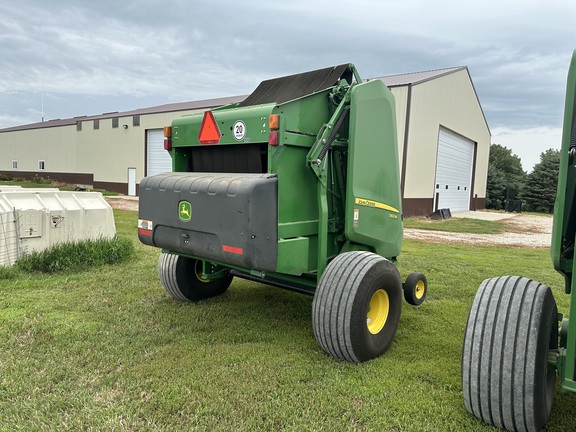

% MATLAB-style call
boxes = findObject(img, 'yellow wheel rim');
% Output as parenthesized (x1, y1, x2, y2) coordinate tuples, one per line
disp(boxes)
(415, 280, 425, 300)
(194, 261, 210, 284)
(367, 289, 389, 334)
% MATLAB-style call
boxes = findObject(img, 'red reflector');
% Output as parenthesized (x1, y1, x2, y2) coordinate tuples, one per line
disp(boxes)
(198, 111, 221, 145)
(164, 138, 172, 151)
(268, 131, 279, 146)
(222, 245, 243, 255)
(138, 228, 152, 237)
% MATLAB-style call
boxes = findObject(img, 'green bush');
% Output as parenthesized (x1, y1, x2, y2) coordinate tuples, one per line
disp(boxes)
(0, 174, 10, 182)
(15, 236, 134, 274)
(32, 175, 53, 184)
(0, 265, 20, 279)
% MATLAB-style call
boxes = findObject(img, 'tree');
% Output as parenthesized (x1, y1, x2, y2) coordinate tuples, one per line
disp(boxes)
(486, 144, 526, 210)
(522, 148, 560, 213)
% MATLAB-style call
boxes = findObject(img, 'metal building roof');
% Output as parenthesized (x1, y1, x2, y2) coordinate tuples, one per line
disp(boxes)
(0, 95, 247, 133)
(374, 66, 466, 87)
(375, 66, 488, 133)
(0, 66, 478, 133)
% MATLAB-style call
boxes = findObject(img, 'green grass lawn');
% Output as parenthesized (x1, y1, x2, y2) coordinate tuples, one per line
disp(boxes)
(403, 216, 508, 234)
(1, 210, 574, 431)
(0, 178, 117, 195)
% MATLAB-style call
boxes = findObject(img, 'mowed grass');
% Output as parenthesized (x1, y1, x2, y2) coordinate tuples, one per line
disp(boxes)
(1, 210, 575, 431)
(0, 178, 117, 195)
(403, 216, 508, 234)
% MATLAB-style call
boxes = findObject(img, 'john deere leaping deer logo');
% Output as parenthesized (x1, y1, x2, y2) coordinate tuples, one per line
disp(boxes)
(178, 201, 192, 221)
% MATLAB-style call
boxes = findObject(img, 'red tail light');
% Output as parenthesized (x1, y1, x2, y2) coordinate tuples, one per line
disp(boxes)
(269, 131, 279, 146)
(164, 138, 172, 151)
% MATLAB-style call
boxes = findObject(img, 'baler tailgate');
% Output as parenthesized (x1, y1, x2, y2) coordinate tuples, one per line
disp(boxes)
(139, 172, 278, 272)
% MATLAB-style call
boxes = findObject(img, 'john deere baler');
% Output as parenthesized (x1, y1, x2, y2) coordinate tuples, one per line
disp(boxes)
(138, 64, 427, 362)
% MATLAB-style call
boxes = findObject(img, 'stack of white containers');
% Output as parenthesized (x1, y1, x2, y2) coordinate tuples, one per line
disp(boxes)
(0, 186, 116, 266)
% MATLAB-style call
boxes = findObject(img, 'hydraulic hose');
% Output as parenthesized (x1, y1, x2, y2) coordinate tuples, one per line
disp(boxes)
(317, 106, 350, 162)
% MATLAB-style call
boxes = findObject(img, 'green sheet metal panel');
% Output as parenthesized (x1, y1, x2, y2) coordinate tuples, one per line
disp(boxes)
(171, 104, 275, 148)
(550, 49, 576, 389)
(276, 237, 310, 275)
(270, 91, 336, 275)
(552, 50, 576, 283)
(345, 79, 403, 259)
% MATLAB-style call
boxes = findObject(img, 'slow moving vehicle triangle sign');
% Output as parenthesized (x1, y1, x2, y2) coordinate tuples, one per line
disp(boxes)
(198, 111, 221, 144)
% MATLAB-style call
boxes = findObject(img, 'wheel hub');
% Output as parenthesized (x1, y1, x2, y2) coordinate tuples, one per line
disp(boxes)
(194, 260, 210, 283)
(415, 280, 425, 299)
(367, 289, 389, 334)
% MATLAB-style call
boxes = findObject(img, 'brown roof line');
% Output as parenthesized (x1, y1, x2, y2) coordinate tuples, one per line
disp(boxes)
(0, 95, 247, 133)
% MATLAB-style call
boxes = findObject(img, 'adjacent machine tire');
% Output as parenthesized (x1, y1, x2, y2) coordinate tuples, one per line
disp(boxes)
(462, 276, 558, 432)
(158, 252, 233, 302)
(312, 251, 402, 363)
(403, 272, 427, 306)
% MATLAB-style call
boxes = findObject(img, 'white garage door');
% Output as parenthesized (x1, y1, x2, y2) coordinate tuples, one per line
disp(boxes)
(147, 129, 172, 176)
(434, 128, 474, 212)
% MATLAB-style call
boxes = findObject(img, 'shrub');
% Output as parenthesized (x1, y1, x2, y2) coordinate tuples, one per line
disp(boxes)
(0, 265, 20, 279)
(15, 236, 135, 274)
(32, 175, 53, 184)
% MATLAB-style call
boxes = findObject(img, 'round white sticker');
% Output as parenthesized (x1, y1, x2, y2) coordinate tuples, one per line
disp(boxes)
(233, 121, 246, 140)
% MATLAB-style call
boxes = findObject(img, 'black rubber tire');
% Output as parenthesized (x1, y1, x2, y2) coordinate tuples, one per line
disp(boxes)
(462, 276, 558, 432)
(312, 251, 402, 363)
(157, 252, 232, 302)
(403, 272, 427, 306)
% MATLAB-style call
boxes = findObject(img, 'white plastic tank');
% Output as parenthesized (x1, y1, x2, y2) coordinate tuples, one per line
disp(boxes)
(0, 187, 116, 266)
(0, 186, 60, 192)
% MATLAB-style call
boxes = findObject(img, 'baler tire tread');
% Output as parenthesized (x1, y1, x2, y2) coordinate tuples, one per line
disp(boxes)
(157, 252, 232, 302)
(312, 251, 402, 363)
(403, 272, 428, 306)
(462, 276, 557, 432)
(158, 253, 188, 301)
(313, 252, 365, 361)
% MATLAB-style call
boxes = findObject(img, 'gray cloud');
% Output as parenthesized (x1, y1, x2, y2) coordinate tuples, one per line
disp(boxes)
(1, 0, 575, 138)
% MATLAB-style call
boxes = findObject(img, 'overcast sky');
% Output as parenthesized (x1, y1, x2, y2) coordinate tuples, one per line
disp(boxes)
(1, 0, 575, 171)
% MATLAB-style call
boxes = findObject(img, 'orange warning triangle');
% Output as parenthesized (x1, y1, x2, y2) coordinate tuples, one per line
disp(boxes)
(198, 111, 221, 144)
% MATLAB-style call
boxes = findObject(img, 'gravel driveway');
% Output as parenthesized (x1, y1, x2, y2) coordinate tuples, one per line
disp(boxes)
(404, 211, 553, 248)
(106, 196, 139, 212)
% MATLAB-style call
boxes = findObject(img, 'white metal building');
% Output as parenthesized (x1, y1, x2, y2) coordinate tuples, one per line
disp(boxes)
(0, 96, 243, 196)
(379, 67, 490, 216)
(0, 66, 490, 217)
